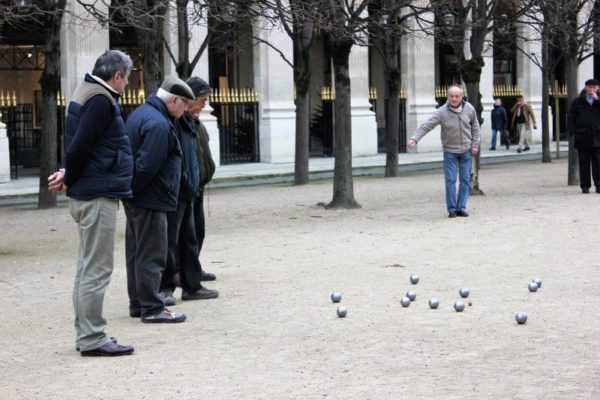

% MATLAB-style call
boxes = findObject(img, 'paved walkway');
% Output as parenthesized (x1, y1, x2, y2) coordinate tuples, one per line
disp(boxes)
(0, 143, 568, 200)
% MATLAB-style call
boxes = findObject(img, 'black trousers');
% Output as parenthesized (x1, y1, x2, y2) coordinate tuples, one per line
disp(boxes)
(161, 199, 203, 294)
(193, 191, 206, 257)
(123, 202, 166, 317)
(577, 147, 600, 189)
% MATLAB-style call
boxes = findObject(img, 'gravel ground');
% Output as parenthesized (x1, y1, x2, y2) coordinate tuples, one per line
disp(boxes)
(0, 158, 599, 400)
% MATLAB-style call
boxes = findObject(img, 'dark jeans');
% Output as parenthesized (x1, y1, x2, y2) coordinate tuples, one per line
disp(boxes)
(123, 201, 167, 317)
(577, 147, 600, 189)
(161, 199, 203, 294)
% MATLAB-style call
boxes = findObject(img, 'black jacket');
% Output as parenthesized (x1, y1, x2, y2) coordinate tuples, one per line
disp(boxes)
(568, 91, 600, 149)
(490, 105, 508, 130)
(195, 119, 216, 189)
(177, 114, 201, 200)
(125, 93, 182, 212)
(63, 73, 133, 200)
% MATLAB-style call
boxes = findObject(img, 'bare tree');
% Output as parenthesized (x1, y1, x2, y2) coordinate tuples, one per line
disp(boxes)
(1, 1, 66, 208)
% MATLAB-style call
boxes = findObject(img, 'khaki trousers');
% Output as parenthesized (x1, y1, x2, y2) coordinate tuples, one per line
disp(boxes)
(69, 197, 118, 352)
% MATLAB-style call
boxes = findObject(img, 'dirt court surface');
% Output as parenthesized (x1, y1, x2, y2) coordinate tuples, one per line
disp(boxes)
(0, 159, 599, 400)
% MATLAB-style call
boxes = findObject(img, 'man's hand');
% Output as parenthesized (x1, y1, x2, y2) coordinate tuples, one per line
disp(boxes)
(48, 168, 67, 192)
(471, 146, 479, 155)
(533, 125, 537, 130)
(407, 139, 417, 149)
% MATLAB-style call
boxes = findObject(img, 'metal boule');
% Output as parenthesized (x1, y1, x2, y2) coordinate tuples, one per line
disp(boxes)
(454, 300, 465, 312)
(459, 288, 470, 298)
(532, 278, 542, 288)
(428, 298, 439, 309)
(336, 306, 347, 318)
(400, 296, 411, 307)
(528, 281, 538, 292)
(515, 312, 527, 324)
(406, 290, 417, 301)
(331, 292, 342, 303)
(410, 274, 420, 284)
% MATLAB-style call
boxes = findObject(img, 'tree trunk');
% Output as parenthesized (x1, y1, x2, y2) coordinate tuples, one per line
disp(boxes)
(37, 2, 65, 209)
(462, 60, 484, 196)
(176, 0, 191, 79)
(326, 39, 360, 209)
(540, 28, 551, 163)
(565, 56, 579, 185)
(135, 2, 167, 94)
(384, 34, 400, 177)
(293, 25, 312, 185)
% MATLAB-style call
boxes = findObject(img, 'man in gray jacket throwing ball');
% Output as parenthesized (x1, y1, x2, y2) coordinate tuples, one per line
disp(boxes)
(407, 86, 480, 218)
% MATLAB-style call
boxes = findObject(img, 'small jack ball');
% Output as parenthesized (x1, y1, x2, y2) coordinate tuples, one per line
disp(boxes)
(454, 300, 465, 312)
(528, 282, 539, 292)
(336, 306, 347, 318)
(410, 274, 420, 284)
(400, 296, 411, 307)
(331, 292, 342, 303)
(459, 288, 470, 298)
(515, 312, 528, 324)
(406, 291, 417, 301)
(532, 278, 542, 288)
(428, 298, 440, 309)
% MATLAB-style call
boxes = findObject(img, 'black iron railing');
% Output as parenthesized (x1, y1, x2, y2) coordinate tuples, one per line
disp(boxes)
(369, 87, 407, 153)
(309, 87, 335, 157)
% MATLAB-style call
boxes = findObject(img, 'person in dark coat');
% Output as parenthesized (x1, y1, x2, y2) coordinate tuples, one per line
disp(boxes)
(48, 50, 135, 356)
(159, 78, 219, 302)
(186, 77, 217, 282)
(123, 76, 194, 323)
(490, 97, 508, 150)
(567, 78, 600, 193)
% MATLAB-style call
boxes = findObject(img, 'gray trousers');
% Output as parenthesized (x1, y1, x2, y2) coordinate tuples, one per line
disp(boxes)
(517, 123, 531, 149)
(69, 197, 118, 352)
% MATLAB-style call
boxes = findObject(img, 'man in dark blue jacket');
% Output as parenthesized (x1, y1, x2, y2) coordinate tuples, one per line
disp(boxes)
(567, 79, 600, 193)
(123, 76, 195, 323)
(490, 98, 508, 150)
(48, 50, 135, 356)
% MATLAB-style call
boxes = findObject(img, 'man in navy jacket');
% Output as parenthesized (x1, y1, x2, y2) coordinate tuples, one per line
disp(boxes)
(48, 50, 135, 356)
(123, 76, 195, 323)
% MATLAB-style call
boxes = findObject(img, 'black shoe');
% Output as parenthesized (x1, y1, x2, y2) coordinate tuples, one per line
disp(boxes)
(130, 309, 141, 318)
(141, 308, 186, 323)
(80, 340, 134, 357)
(448, 212, 457, 218)
(523, 147, 530, 152)
(457, 210, 469, 217)
(596, 187, 600, 194)
(506, 145, 510, 150)
(77, 337, 116, 352)
(200, 271, 217, 281)
(489, 147, 496, 151)
(517, 148, 522, 153)
(182, 286, 219, 300)
(582, 187, 590, 194)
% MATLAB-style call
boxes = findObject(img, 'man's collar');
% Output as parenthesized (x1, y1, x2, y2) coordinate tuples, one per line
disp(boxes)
(89, 74, 120, 96)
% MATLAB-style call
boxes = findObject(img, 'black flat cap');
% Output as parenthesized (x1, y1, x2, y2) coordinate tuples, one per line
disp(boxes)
(160, 75, 195, 100)
(585, 79, 600, 86)
(186, 76, 211, 96)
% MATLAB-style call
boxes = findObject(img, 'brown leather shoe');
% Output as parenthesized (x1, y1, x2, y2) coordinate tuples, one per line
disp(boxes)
(80, 340, 134, 357)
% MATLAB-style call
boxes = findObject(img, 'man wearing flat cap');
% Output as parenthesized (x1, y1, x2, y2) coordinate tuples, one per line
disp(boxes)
(123, 75, 194, 323)
(568, 78, 600, 193)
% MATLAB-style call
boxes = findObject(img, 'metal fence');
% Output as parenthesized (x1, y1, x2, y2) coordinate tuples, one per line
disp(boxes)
(211, 88, 260, 164)
(369, 87, 407, 153)
(309, 86, 335, 157)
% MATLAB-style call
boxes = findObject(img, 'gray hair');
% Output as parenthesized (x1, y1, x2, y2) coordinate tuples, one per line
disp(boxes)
(447, 85, 464, 96)
(92, 50, 134, 81)
(157, 88, 176, 102)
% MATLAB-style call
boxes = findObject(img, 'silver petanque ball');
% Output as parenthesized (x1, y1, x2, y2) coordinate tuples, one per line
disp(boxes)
(454, 300, 465, 312)
(406, 290, 417, 301)
(515, 312, 528, 324)
(400, 296, 411, 307)
(330, 292, 342, 303)
(528, 281, 539, 292)
(336, 306, 348, 318)
(410, 274, 420, 284)
(532, 278, 542, 288)
(428, 298, 440, 309)
(459, 287, 470, 298)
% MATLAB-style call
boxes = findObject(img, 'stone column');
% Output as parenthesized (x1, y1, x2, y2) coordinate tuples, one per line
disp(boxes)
(60, 3, 110, 102)
(254, 21, 295, 163)
(0, 121, 9, 182)
(480, 32, 495, 149)
(189, 11, 221, 167)
(349, 38, 378, 157)
(402, 22, 439, 152)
